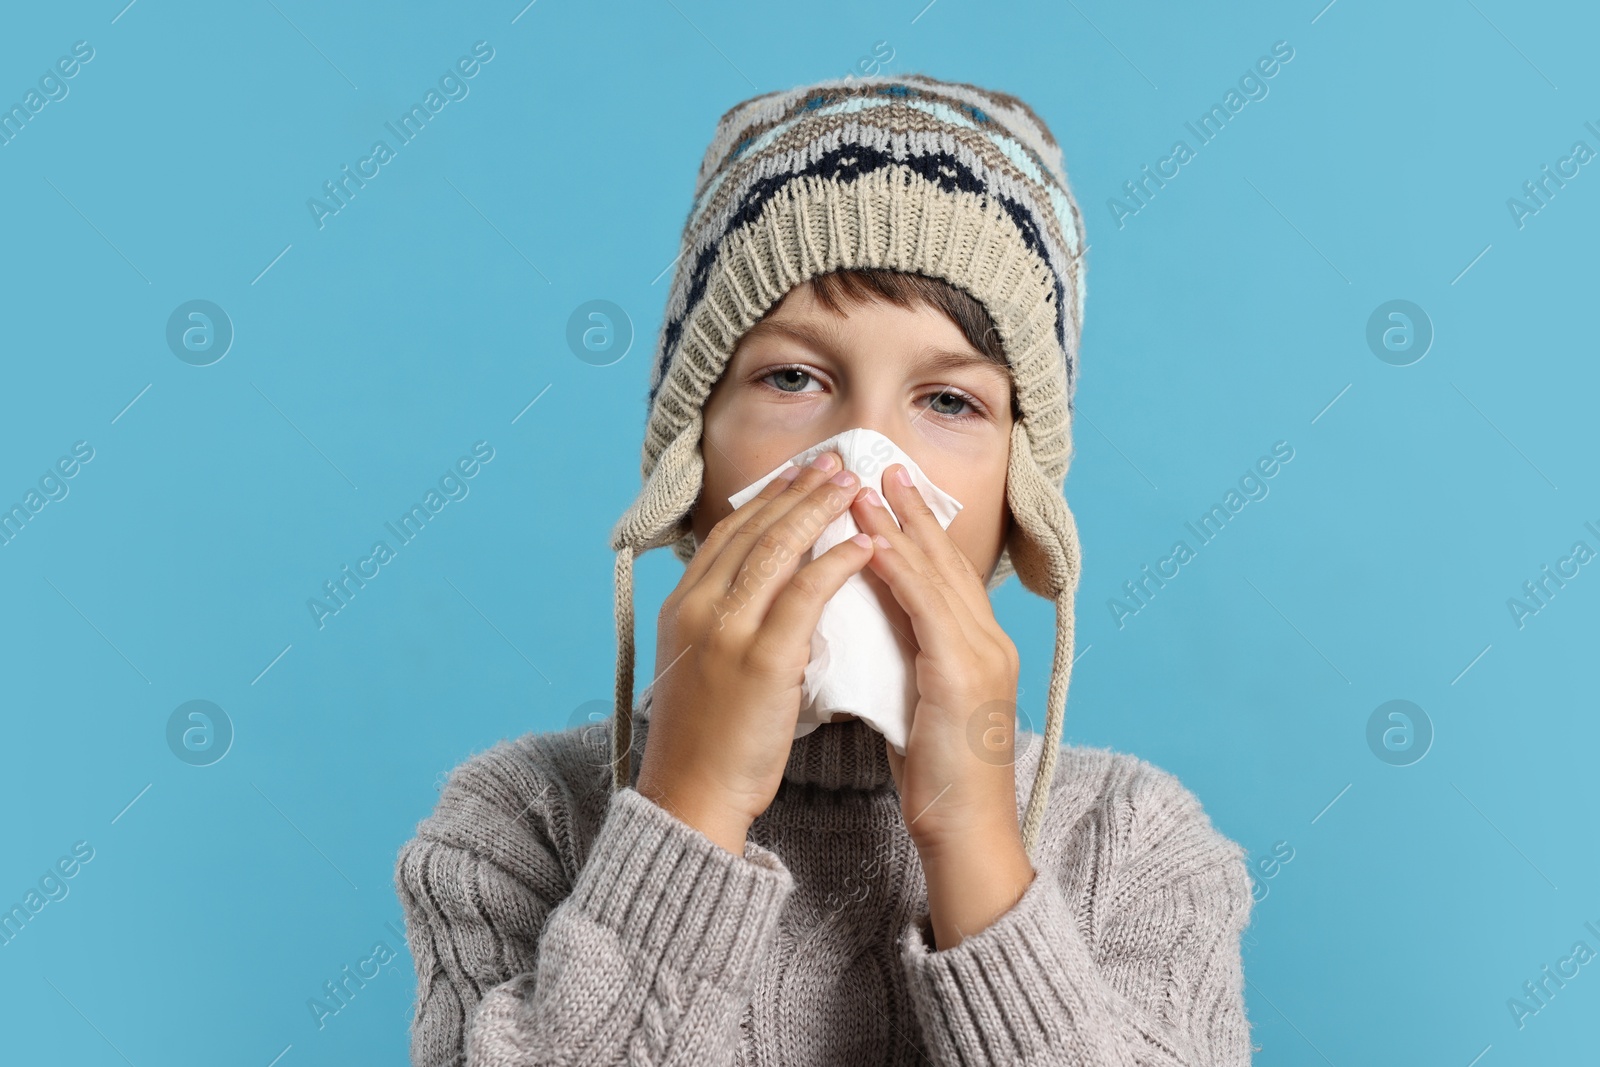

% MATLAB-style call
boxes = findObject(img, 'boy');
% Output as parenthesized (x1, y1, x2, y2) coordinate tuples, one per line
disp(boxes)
(396, 73, 1255, 1065)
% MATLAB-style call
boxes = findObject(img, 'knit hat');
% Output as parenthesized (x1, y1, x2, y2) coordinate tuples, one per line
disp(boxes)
(607, 72, 1088, 861)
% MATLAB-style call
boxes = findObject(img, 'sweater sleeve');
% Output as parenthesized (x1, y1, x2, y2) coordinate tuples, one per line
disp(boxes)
(897, 766, 1255, 1066)
(395, 761, 796, 1067)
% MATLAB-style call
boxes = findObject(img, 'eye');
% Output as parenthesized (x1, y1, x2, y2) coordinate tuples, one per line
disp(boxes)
(919, 387, 987, 422)
(758, 365, 823, 394)
(755, 365, 989, 422)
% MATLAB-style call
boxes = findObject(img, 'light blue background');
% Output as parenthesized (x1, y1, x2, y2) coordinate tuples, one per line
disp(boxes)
(2, 1, 1595, 1064)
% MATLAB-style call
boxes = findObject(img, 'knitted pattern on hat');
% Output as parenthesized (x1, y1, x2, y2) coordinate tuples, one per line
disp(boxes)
(608, 72, 1090, 859)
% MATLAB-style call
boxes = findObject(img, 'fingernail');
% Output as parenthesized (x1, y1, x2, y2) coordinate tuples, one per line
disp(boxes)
(873, 534, 892, 549)
(861, 486, 884, 507)
(810, 451, 840, 473)
(892, 466, 912, 488)
(850, 533, 872, 548)
(778, 465, 802, 482)
(830, 468, 857, 487)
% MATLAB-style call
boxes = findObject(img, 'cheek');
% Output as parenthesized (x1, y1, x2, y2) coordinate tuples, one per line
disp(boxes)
(928, 452, 1009, 548)
(951, 478, 1008, 536)
(926, 439, 1007, 511)
(695, 415, 808, 533)
(694, 454, 742, 538)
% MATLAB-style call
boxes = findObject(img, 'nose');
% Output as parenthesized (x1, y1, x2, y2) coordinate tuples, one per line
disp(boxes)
(827, 398, 916, 457)
(807, 411, 929, 487)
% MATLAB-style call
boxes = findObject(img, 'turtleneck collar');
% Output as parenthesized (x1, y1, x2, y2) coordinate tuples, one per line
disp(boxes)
(633, 681, 894, 791)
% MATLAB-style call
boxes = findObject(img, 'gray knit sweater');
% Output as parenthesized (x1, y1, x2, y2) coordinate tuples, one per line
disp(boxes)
(394, 684, 1256, 1065)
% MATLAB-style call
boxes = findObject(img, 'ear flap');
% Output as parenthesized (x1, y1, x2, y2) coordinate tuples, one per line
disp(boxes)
(609, 417, 707, 791)
(996, 418, 1086, 859)
(1001, 418, 1081, 601)
(610, 415, 706, 556)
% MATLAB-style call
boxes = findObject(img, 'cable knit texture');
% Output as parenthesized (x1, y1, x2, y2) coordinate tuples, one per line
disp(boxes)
(396, 72, 1256, 1066)
(394, 686, 1256, 1065)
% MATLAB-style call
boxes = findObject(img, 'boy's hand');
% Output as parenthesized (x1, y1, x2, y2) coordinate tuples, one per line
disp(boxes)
(850, 460, 1036, 949)
(637, 449, 875, 853)
(848, 462, 1025, 856)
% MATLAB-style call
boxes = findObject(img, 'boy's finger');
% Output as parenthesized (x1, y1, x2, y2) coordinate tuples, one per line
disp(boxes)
(869, 469, 992, 624)
(694, 453, 844, 595)
(855, 518, 979, 663)
(851, 489, 986, 648)
(750, 531, 875, 667)
(678, 461, 802, 589)
(882, 464, 986, 587)
(704, 469, 851, 603)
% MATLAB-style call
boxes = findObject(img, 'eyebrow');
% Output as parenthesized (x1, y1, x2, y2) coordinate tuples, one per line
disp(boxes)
(738, 317, 841, 355)
(739, 317, 1010, 378)
(916, 346, 1011, 379)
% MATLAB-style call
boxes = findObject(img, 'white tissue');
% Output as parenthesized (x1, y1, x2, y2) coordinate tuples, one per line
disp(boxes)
(725, 427, 963, 755)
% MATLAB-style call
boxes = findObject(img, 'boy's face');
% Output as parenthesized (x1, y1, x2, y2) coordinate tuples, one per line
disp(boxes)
(691, 280, 1015, 585)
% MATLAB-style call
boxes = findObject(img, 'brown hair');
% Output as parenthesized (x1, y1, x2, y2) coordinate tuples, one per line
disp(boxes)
(807, 268, 1022, 420)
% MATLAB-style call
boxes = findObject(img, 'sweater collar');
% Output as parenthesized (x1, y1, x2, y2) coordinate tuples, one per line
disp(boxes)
(635, 682, 894, 791)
